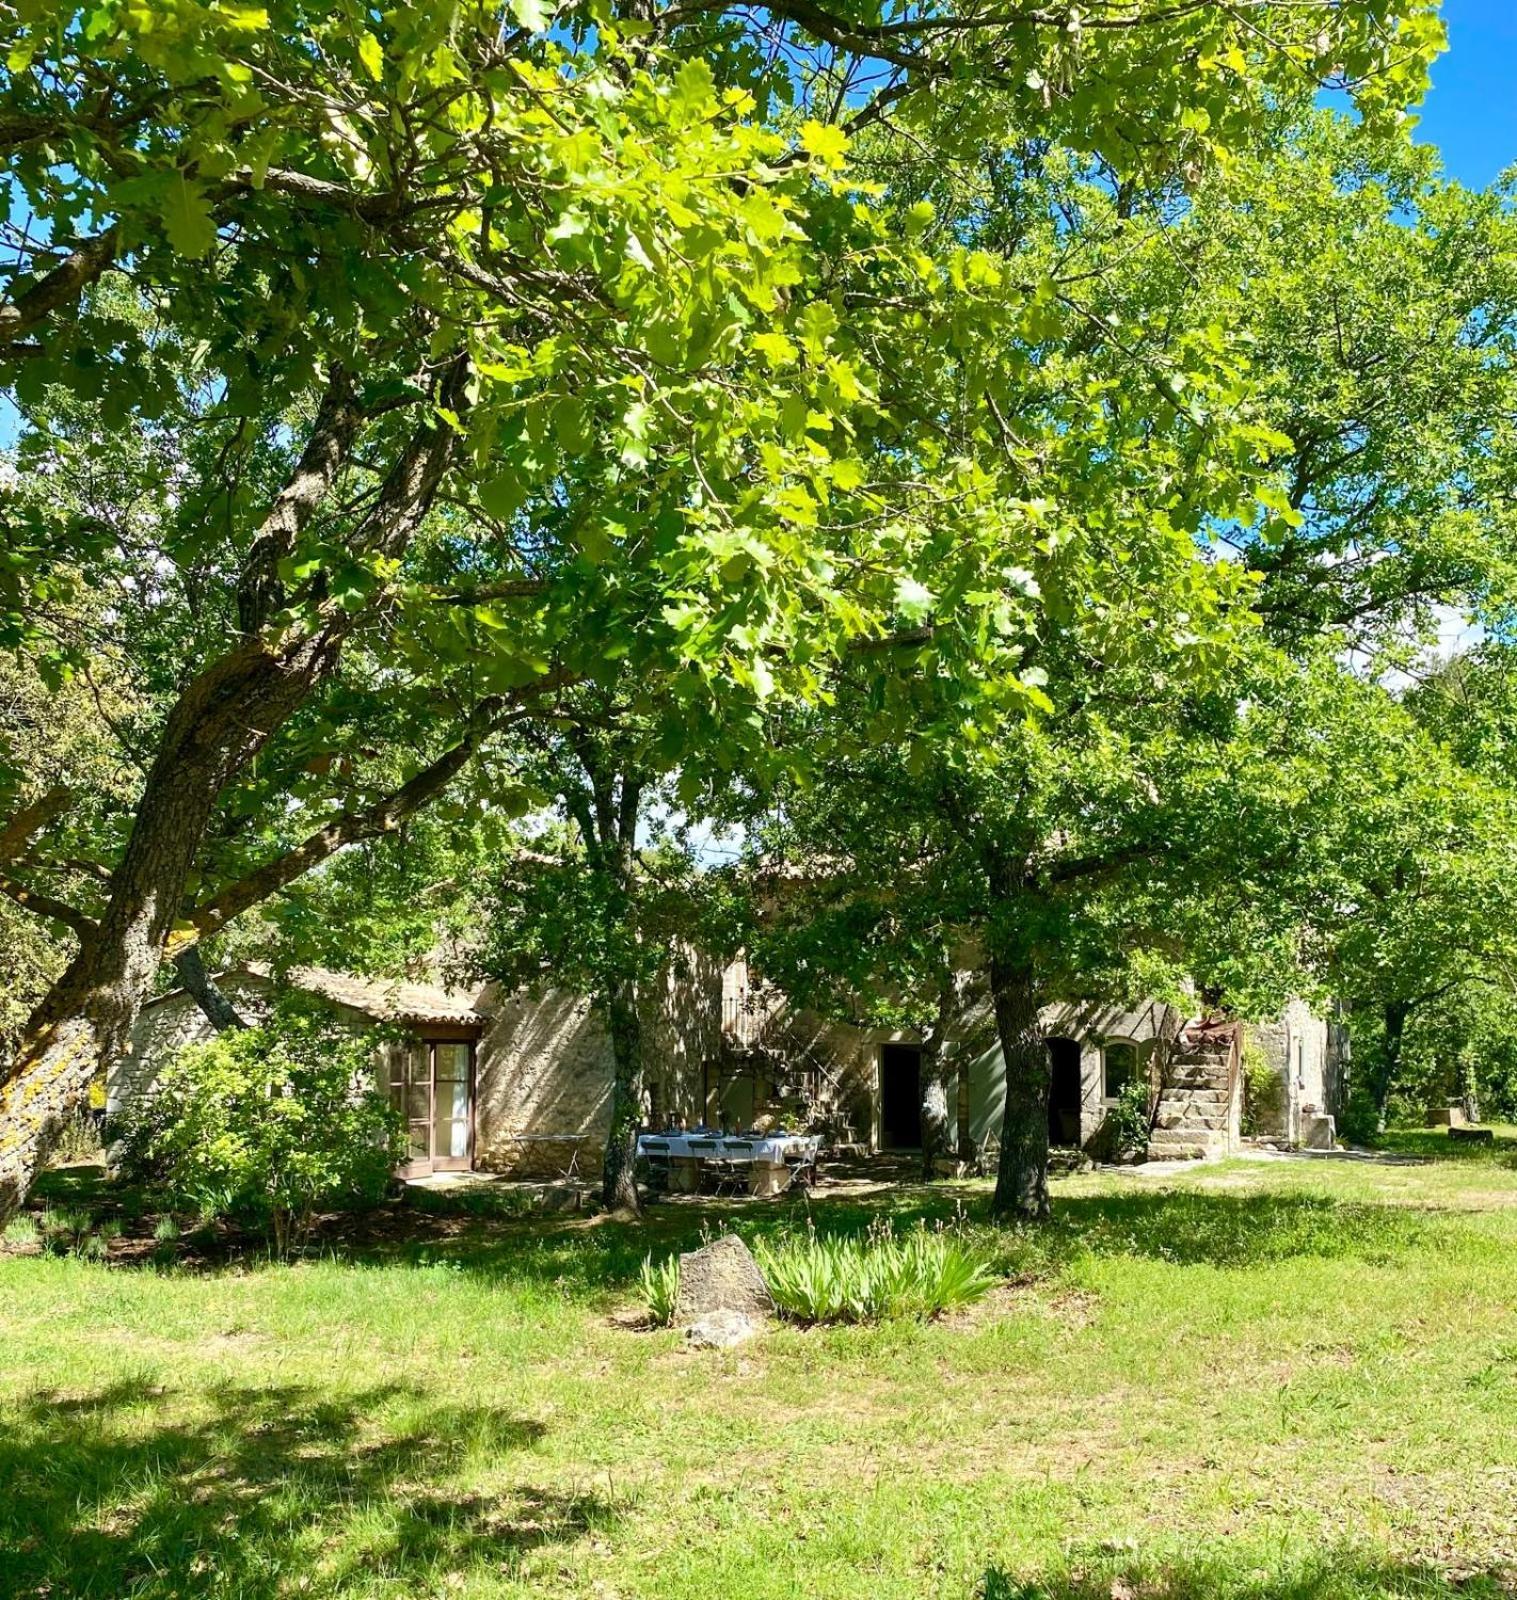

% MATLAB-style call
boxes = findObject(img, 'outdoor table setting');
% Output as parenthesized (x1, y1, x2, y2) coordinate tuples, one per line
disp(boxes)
(635, 1128, 822, 1195)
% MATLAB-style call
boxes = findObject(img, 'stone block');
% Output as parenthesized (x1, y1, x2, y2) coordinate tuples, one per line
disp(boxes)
(1300, 1112, 1335, 1150)
(674, 1232, 774, 1322)
(684, 1309, 758, 1349)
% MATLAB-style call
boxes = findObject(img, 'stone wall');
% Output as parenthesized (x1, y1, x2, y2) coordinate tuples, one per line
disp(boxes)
(473, 986, 612, 1179)
(473, 952, 723, 1180)
(111, 976, 279, 1111)
(1244, 998, 1329, 1143)
(965, 999, 1180, 1152)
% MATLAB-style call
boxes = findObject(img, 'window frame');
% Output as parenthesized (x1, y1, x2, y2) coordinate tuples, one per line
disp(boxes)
(1101, 1038, 1144, 1104)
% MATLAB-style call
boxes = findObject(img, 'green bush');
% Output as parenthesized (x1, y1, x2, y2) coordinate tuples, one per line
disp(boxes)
(638, 1253, 681, 1327)
(118, 1002, 405, 1256)
(2, 1214, 40, 1250)
(1240, 1042, 1285, 1138)
(1106, 1078, 1153, 1161)
(754, 1220, 996, 1324)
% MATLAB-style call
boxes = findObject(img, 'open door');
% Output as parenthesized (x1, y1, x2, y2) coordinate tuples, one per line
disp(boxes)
(879, 1043, 924, 1149)
(390, 1039, 476, 1178)
(1047, 1036, 1082, 1148)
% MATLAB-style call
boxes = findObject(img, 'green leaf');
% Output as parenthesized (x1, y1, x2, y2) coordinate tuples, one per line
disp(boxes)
(357, 31, 384, 81)
(799, 120, 848, 169)
(162, 175, 218, 259)
(894, 577, 934, 622)
(478, 474, 526, 521)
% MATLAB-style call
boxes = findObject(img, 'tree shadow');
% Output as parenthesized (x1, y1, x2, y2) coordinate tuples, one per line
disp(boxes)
(1370, 1126, 1517, 1167)
(0, 1379, 610, 1599)
(23, 1161, 1447, 1297)
(982, 1546, 1515, 1597)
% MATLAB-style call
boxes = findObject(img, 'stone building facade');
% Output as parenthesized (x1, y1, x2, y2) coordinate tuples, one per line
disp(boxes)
(118, 962, 1337, 1180)
(118, 964, 719, 1182)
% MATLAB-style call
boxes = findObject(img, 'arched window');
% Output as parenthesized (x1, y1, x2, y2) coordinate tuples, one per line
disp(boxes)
(1103, 1040, 1142, 1100)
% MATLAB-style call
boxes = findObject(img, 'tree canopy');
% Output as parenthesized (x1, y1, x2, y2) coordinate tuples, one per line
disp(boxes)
(0, 0, 1479, 1214)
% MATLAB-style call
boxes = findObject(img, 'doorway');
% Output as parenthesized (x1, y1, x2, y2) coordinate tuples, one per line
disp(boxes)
(879, 1044, 923, 1149)
(1047, 1037, 1082, 1148)
(389, 1038, 476, 1178)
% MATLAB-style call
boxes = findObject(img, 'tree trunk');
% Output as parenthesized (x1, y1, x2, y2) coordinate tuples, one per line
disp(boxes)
(0, 374, 464, 1216)
(601, 982, 644, 1214)
(988, 951, 1050, 1222)
(918, 975, 956, 1180)
(920, 1067, 951, 1180)
(1373, 999, 1409, 1136)
(0, 635, 339, 1214)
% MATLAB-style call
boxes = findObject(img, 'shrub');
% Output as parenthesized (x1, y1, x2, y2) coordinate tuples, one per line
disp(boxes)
(1241, 1041, 1285, 1138)
(2, 1214, 40, 1250)
(120, 1001, 405, 1256)
(638, 1253, 681, 1327)
(1106, 1078, 1153, 1161)
(754, 1220, 996, 1324)
(49, 1107, 104, 1166)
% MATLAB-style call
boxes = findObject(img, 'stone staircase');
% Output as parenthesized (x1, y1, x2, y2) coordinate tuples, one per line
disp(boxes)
(1146, 1022, 1240, 1162)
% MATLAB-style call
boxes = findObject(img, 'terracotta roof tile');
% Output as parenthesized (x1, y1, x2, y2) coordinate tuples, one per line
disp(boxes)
(284, 966, 486, 1027)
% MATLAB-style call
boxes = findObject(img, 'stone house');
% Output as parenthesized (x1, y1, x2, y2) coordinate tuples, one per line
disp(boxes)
(117, 958, 1341, 1179)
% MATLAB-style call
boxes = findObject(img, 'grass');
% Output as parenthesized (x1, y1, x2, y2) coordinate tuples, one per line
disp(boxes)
(7, 1146, 1517, 1597)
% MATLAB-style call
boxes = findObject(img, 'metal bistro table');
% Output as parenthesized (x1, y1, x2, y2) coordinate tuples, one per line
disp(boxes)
(635, 1131, 821, 1196)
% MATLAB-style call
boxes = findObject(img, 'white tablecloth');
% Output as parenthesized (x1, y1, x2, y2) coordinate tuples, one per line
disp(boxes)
(636, 1133, 820, 1164)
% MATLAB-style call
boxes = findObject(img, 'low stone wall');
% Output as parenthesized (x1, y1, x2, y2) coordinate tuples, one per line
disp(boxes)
(477, 1134, 603, 1180)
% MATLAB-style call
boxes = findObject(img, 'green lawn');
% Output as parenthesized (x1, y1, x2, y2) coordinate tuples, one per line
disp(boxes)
(8, 1139, 1517, 1599)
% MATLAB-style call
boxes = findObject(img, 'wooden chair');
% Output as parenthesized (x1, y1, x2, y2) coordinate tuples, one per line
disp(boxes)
(783, 1144, 819, 1190)
(639, 1136, 672, 1193)
(685, 1137, 723, 1194)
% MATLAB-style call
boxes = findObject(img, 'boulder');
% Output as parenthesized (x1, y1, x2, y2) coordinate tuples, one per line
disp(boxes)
(674, 1232, 774, 1323)
(684, 1309, 759, 1349)
(538, 1183, 586, 1213)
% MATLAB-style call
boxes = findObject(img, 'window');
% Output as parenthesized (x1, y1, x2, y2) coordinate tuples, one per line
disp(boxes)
(1103, 1040, 1141, 1100)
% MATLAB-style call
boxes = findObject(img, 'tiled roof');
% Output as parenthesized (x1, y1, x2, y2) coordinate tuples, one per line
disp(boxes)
(148, 963, 487, 1028)
(283, 966, 486, 1027)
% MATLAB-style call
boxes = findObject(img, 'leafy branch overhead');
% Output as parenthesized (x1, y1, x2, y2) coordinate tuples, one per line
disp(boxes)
(0, 0, 1467, 1214)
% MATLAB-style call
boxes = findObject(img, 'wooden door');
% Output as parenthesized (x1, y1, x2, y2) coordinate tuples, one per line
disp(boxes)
(389, 1040, 476, 1177)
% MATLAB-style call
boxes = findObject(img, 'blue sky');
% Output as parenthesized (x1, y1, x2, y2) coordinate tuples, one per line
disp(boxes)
(1415, 0, 1517, 186)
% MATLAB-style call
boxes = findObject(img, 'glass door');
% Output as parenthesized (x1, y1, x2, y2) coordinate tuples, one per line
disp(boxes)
(431, 1042, 474, 1171)
(388, 1040, 475, 1176)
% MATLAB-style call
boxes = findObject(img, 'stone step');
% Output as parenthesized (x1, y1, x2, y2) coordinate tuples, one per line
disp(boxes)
(1147, 1130, 1228, 1156)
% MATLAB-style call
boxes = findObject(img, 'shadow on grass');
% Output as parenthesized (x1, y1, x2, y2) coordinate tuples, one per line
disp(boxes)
(982, 1547, 1515, 1598)
(26, 1164, 1445, 1299)
(0, 1379, 612, 1599)
(1370, 1125, 1517, 1165)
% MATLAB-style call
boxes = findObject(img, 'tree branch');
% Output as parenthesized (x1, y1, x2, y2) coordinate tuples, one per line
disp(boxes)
(0, 869, 97, 938)
(172, 945, 248, 1031)
(236, 367, 365, 633)
(0, 786, 72, 864)
(0, 227, 119, 351)
(174, 680, 568, 950)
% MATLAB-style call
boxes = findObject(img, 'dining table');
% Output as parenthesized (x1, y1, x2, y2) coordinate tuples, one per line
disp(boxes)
(635, 1130, 821, 1195)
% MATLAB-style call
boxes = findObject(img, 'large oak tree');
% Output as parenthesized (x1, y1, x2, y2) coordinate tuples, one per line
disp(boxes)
(0, 0, 1445, 1208)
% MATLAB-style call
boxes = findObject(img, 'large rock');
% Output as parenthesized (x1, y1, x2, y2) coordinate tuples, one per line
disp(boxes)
(674, 1232, 773, 1323)
(684, 1309, 759, 1349)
